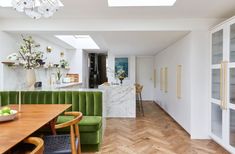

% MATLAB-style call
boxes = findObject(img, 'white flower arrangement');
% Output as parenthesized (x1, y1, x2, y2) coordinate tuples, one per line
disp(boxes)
(7, 36, 45, 69)
(116, 67, 126, 79)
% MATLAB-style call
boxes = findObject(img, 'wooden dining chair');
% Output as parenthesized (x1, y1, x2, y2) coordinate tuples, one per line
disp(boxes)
(43, 112, 83, 154)
(10, 137, 44, 154)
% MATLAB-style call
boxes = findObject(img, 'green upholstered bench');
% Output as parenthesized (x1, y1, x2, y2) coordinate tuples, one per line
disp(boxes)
(0, 91, 103, 152)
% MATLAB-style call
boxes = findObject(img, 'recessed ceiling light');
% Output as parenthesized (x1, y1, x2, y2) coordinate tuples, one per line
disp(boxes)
(108, 0, 176, 7)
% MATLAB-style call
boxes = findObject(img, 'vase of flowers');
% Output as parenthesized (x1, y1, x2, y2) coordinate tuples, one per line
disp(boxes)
(116, 68, 126, 85)
(56, 68, 63, 84)
(26, 69, 36, 89)
(59, 59, 69, 69)
(7, 35, 45, 89)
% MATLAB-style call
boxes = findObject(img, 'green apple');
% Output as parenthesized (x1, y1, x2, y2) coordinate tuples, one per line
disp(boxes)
(2, 107, 11, 114)
(3, 113, 10, 116)
(10, 110, 15, 114)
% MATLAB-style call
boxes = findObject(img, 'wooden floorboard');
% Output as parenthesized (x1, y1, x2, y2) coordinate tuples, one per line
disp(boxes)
(83, 101, 229, 154)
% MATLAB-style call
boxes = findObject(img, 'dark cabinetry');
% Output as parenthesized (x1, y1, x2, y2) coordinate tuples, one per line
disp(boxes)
(89, 53, 107, 88)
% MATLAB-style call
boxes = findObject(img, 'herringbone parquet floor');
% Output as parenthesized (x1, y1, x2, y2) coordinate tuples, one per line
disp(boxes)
(84, 101, 229, 154)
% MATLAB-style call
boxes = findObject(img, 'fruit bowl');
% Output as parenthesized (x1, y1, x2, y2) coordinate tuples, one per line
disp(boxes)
(0, 110, 18, 122)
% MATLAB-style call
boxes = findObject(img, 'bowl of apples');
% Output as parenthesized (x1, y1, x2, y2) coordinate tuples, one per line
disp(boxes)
(0, 107, 18, 122)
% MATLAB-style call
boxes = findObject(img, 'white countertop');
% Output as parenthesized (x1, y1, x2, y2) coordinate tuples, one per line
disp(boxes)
(54, 82, 82, 89)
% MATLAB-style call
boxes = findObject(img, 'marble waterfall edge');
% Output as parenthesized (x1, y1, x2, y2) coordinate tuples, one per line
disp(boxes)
(99, 85, 136, 118)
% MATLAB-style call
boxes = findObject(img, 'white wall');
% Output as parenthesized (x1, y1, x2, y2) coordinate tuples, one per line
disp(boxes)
(107, 52, 136, 85)
(0, 33, 84, 89)
(154, 31, 210, 139)
(190, 31, 210, 139)
(154, 33, 192, 133)
(67, 49, 84, 83)
(82, 51, 89, 88)
(0, 32, 18, 89)
(136, 57, 154, 100)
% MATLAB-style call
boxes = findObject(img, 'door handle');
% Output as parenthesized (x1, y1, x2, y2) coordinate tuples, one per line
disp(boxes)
(223, 61, 228, 110)
(220, 62, 224, 109)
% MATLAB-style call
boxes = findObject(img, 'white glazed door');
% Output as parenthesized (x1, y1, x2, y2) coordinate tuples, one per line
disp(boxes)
(227, 20, 235, 153)
(210, 17, 235, 153)
(210, 25, 227, 146)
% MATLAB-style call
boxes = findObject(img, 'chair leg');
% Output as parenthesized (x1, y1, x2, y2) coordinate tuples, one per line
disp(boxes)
(140, 93, 144, 116)
(136, 94, 141, 112)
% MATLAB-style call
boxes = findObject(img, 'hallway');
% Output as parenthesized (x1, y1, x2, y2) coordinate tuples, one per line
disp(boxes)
(86, 102, 228, 154)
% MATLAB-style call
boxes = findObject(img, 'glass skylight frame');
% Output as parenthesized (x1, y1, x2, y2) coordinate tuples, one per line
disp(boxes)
(55, 35, 100, 50)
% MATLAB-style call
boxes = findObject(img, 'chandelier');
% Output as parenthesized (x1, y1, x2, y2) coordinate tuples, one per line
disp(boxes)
(11, 0, 63, 19)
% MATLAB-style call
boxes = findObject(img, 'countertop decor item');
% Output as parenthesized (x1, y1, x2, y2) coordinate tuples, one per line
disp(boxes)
(8, 35, 45, 70)
(11, 0, 64, 19)
(56, 68, 63, 84)
(7, 35, 45, 89)
(60, 59, 69, 68)
(0, 106, 18, 122)
(116, 68, 126, 85)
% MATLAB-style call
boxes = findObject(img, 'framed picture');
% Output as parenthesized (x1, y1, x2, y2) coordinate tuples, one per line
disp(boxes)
(115, 57, 129, 78)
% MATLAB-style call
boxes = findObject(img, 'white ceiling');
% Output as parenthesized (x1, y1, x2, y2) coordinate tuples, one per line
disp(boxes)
(0, 0, 235, 19)
(29, 31, 189, 56)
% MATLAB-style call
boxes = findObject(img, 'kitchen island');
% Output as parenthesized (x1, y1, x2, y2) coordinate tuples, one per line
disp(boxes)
(99, 84, 136, 118)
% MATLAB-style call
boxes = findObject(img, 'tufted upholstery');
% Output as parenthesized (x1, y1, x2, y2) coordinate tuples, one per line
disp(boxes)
(0, 91, 102, 116)
(0, 91, 103, 152)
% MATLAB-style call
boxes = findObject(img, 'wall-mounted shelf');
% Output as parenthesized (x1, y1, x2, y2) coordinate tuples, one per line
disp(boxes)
(1, 61, 70, 70)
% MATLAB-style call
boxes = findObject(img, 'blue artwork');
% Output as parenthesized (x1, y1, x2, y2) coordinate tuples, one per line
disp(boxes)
(115, 57, 129, 78)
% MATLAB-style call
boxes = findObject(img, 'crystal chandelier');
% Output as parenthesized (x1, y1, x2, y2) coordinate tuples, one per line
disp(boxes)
(11, 0, 63, 19)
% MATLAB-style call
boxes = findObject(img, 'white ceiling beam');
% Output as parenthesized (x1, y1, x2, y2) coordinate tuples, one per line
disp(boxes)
(0, 18, 223, 32)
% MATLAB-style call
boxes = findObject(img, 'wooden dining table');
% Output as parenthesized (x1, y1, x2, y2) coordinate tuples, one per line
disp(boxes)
(0, 104, 71, 154)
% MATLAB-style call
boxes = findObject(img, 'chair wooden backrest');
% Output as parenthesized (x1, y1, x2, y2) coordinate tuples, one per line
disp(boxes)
(55, 112, 83, 154)
(23, 137, 44, 154)
(135, 84, 143, 94)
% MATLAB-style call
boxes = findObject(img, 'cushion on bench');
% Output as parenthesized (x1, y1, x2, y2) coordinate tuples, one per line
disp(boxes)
(57, 116, 102, 132)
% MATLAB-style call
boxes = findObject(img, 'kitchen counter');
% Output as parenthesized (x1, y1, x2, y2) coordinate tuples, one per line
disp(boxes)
(99, 84, 136, 118)
(54, 82, 82, 89)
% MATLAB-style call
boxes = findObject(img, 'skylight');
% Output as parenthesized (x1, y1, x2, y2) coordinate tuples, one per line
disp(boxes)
(108, 0, 176, 7)
(55, 35, 100, 50)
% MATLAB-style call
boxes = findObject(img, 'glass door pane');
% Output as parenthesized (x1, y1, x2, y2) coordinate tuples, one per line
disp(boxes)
(230, 109, 235, 147)
(211, 103, 223, 138)
(212, 69, 221, 100)
(212, 30, 223, 65)
(230, 68, 235, 104)
(230, 24, 235, 62)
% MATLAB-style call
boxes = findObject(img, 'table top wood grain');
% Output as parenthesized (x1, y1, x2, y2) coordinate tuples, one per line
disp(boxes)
(0, 104, 71, 154)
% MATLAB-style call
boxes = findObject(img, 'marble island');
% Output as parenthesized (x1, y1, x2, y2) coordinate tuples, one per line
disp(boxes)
(99, 84, 136, 118)
(54, 82, 82, 89)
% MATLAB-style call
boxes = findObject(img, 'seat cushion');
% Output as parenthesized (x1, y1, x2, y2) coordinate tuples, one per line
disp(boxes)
(44, 134, 78, 154)
(57, 116, 102, 132)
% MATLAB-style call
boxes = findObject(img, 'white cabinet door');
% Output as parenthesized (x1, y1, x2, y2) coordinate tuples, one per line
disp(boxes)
(228, 22, 235, 152)
(210, 17, 235, 154)
(210, 26, 227, 144)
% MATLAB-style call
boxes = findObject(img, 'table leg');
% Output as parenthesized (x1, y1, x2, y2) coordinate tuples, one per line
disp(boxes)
(49, 117, 58, 135)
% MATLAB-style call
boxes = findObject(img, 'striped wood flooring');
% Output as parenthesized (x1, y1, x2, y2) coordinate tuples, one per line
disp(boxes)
(84, 101, 229, 154)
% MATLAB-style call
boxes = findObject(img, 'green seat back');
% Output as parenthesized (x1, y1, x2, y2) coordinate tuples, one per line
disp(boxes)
(0, 91, 102, 116)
